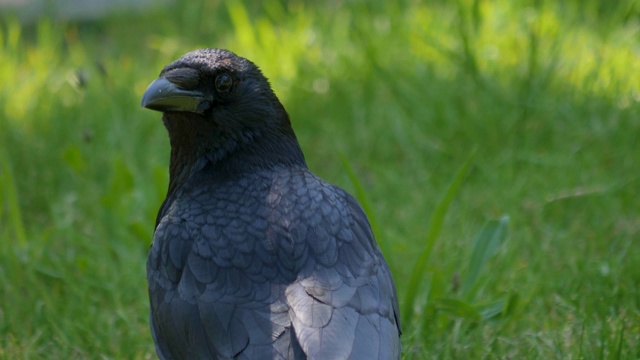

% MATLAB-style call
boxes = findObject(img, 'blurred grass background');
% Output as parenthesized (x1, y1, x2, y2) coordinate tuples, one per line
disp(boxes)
(1, 0, 639, 358)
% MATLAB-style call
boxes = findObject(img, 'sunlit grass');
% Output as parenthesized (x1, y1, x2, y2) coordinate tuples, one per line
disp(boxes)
(0, 0, 638, 358)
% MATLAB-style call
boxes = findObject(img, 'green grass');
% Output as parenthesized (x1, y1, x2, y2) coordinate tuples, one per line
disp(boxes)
(1, 0, 639, 358)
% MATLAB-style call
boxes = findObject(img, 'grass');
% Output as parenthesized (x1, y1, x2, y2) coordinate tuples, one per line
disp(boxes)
(1, 0, 639, 358)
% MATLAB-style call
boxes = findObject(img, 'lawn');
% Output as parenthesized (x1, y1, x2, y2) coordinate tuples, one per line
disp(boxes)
(1, 0, 639, 358)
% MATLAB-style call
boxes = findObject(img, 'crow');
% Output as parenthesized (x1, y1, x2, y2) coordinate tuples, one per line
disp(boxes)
(141, 48, 401, 359)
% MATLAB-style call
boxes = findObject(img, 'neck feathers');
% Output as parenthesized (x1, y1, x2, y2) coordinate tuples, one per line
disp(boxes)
(162, 113, 306, 200)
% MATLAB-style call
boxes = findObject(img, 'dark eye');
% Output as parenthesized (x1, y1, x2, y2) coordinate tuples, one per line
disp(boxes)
(214, 73, 233, 93)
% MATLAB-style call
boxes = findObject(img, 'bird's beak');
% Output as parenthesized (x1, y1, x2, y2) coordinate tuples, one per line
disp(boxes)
(141, 77, 211, 114)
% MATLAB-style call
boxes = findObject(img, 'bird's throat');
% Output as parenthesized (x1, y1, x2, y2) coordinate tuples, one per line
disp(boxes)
(163, 113, 227, 198)
(162, 113, 307, 199)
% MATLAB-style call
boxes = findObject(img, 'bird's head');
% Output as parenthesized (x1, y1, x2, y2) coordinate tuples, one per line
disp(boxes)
(141, 49, 304, 173)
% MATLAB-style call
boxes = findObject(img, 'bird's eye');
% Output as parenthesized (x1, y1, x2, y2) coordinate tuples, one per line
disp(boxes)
(214, 73, 233, 93)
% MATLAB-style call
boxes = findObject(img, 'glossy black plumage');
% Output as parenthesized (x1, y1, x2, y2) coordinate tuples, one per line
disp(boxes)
(142, 48, 401, 359)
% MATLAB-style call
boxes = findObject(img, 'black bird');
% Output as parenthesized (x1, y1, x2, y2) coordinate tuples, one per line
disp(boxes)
(141, 48, 401, 359)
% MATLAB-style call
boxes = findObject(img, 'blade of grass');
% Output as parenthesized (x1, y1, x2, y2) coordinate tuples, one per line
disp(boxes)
(0, 150, 27, 246)
(474, 291, 519, 321)
(577, 318, 586, 360)
(432, 297, 482, 321)
(614, 319, 625, 360)
(402, 152, 474, 326)
(461, 215, 509, 297)
(226, 1, 258, 55)
(339, 154, 394, 272)
(474, 299, 505, 321)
